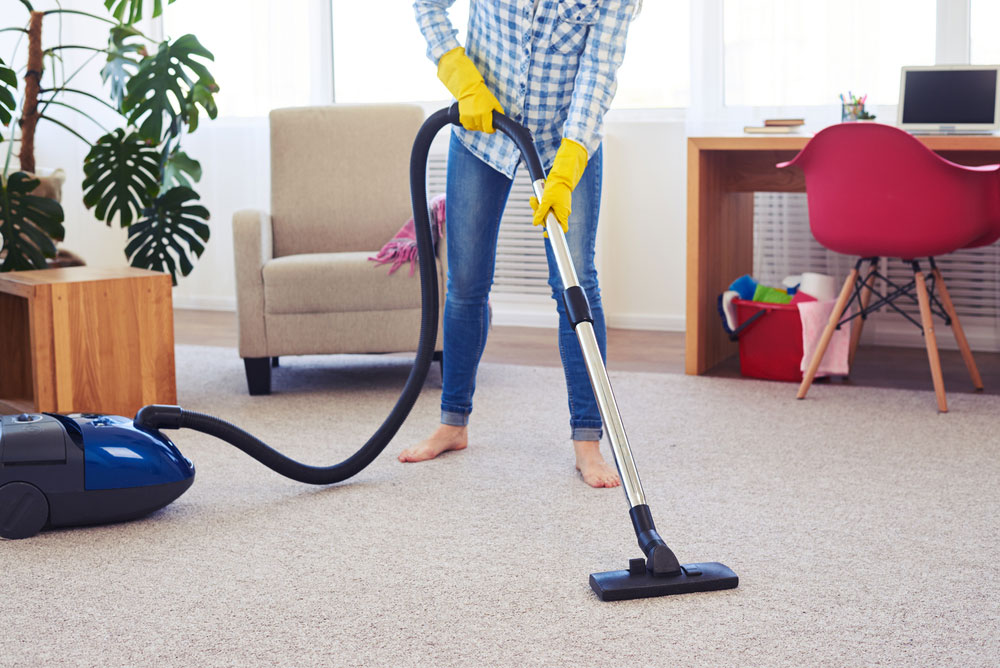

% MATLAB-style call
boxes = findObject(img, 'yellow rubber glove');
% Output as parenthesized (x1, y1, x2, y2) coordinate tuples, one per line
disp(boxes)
(529, 138, 589, 235)
(437, 47, 504, 133)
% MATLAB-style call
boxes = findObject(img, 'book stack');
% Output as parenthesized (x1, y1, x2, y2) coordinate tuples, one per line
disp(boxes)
(743, 118, 805, 134)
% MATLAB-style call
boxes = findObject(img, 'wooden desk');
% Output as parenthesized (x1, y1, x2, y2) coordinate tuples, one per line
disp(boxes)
(0, 266, 176, 416)
(686, 134, 1000, 375)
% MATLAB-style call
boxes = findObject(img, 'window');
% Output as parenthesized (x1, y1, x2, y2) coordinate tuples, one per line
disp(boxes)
(970, 0, 1000, 64)
(613, 0, 689, 109)
(331, 1, 468, 103)
(723, 0, 935, 106)
(164, 0, 332, 117)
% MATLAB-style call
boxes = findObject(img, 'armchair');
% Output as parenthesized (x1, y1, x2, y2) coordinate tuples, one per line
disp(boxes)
(233, 104, 445, 394)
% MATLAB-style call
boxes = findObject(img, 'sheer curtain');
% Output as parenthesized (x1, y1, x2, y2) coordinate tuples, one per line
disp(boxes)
(161, 0, 333, 308)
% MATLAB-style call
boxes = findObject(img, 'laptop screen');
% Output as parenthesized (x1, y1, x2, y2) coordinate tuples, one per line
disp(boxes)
(899, 66, 1000, 131)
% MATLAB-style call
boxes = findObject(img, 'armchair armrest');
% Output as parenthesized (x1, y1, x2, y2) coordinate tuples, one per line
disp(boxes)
(232, 209, 274, 357)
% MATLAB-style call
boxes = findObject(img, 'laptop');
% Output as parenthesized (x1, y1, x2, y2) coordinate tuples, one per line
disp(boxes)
(897, 65, 1000, 134)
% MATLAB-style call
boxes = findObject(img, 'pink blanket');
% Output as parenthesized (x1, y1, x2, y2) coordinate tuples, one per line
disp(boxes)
(369, 194, 446, 276)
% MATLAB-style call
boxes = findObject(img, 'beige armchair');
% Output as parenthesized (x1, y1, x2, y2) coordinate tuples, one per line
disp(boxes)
(232, 104, 446, 394)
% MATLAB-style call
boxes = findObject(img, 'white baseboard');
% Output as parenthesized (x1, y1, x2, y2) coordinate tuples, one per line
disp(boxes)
(173, 295, 236, 311)
(491, 294, 686, 332)
(170, 292, 689, 334)
(605, 313, 685, 331)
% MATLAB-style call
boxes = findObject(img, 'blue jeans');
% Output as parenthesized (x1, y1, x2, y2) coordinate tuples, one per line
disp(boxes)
(441, 135, 607, 441)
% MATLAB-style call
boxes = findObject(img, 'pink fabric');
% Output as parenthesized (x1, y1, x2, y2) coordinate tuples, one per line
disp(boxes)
(369, 193, 446, 276)
(797, 299, 851, 377)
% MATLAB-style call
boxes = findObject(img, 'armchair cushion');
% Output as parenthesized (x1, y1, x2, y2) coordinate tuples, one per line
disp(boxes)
(263, 252, 423, 315)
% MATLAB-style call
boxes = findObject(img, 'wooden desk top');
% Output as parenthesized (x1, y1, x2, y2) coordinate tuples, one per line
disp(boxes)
(0, 266, 168, 298)
(689, 134, 1000, 151)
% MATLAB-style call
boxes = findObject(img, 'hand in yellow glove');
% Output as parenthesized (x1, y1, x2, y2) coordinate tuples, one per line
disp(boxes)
(437, 47, 504, 133)
(529, 137, 589, 235)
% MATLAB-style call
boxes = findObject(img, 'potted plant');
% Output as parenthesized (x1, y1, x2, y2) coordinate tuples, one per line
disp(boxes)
(1, 0, 218, 283)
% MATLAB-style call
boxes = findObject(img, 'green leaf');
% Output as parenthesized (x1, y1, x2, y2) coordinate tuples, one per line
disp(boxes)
(122, 34, 217, 142)
(0, 56, 16, 128)
(125, 185, 210, 285)
(0, 172, 66, 272)
(104, 0, 176, 24)
(162, 150, 202, 189)
(82, 128, 161, 227)
(182, 79, 218, 133)
(101, 25, 146, 111)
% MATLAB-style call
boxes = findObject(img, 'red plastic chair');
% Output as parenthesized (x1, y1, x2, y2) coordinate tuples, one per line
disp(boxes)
(777, 122, 1000, 411)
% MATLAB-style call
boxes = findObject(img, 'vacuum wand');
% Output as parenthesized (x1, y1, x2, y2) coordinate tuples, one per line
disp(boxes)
(483, 107, 738, 600)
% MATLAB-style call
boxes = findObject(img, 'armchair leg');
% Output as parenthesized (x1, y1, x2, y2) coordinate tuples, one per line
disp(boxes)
(848, 258, 878, 372)
(913, 265, 947, 413)
(433, 350, 444, 377)
(932, 267, 983, 391)
(798, 267, 858, 400)
(244, 357, 272, 395)
(271, 357, 280, 368)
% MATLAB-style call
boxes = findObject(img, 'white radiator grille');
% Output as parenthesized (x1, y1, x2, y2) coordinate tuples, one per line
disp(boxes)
(426, 152, 551, 295)
(752, 192, 1000, 351)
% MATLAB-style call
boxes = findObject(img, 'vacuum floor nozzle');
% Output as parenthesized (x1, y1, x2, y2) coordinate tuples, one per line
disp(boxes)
(589, 561, 738, 601)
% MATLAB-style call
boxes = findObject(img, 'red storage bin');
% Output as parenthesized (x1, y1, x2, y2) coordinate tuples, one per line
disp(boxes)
(732, 298, 803, 382)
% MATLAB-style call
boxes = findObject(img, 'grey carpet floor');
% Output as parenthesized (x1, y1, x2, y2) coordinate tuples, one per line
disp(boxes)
(3, 346, 999, 667)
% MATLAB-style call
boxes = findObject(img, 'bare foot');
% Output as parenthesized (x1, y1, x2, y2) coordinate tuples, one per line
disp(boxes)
(398, 424, 468, 462)
(574, 440, 621, 488)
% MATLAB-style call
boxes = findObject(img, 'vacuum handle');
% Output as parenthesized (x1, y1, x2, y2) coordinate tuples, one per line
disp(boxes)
(446, 104, 546, 182)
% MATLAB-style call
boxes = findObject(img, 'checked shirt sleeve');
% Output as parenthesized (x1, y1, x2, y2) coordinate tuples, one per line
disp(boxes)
(561, 0, 637, 157)
(413, 0, 463, 63)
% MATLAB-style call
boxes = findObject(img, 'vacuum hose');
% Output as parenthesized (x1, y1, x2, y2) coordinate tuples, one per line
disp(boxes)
(136, 106, 457, 484)
(137, 105, 549, 485)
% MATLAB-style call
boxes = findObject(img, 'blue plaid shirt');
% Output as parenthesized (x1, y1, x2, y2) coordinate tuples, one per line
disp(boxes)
(414, 0, 636, 178)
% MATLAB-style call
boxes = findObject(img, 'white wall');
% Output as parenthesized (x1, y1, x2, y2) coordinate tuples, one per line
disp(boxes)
(598, 117, 688, 331)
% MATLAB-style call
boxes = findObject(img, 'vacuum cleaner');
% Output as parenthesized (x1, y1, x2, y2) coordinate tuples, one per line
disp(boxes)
(0, 106, 737, 601)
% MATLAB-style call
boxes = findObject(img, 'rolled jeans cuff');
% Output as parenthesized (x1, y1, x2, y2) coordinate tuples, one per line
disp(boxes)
(441, 410, 470, 427)
(571, 425, 603, 441)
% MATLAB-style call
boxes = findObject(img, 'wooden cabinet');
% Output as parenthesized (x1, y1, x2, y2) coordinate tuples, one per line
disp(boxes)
(0, 267, 176, 417)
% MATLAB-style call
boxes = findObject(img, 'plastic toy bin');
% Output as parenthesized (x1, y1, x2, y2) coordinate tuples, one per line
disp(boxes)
(732, 298, 803, 382)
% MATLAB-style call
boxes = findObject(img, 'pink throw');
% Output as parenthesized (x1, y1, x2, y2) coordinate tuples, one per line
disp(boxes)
(369, 194, 446, 276)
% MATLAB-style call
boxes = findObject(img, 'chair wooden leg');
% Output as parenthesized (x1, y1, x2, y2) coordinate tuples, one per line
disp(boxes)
(932, 267, 983, 391)
(914, 269, 947, 412)
(798, 268, 858, 400)
(848, 259, 878, 371)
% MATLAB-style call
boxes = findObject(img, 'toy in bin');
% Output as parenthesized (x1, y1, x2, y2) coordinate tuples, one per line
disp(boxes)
(718, 274, 805, 382)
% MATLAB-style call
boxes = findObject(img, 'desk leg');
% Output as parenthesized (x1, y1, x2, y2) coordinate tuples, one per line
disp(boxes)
(686, 148, 755, 375)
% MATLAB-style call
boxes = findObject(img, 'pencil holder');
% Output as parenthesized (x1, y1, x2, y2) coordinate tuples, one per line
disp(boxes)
(841, 102, 863, 122)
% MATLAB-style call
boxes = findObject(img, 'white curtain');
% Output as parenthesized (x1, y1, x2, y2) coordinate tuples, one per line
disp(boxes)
(161, 0, 333, 308)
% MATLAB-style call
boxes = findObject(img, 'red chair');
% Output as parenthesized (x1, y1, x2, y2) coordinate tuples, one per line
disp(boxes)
(777, 122, 1000, 411)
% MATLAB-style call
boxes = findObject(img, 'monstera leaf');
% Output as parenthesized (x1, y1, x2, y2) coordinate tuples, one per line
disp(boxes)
(101, 25, 147, 111)
(0, 172, 66, 272)
(125, 186, 210, 284)
(162, 150, 202, 189)
(181, 79, 219, 133)
(122, 35, 216, 142)
(0, 56, 16, 128)
(104, 0, 176, 23)
(82, 129, 161, 227)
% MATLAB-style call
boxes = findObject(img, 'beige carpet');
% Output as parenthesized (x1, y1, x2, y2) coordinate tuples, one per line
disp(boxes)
(3, 346, 999, 667)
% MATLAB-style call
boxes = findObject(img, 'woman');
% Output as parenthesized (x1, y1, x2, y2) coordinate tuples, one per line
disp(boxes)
(400, 0, 638, 488)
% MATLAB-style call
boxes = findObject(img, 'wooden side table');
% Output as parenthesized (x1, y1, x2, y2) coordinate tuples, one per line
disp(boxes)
(0, 266, 176, 417)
